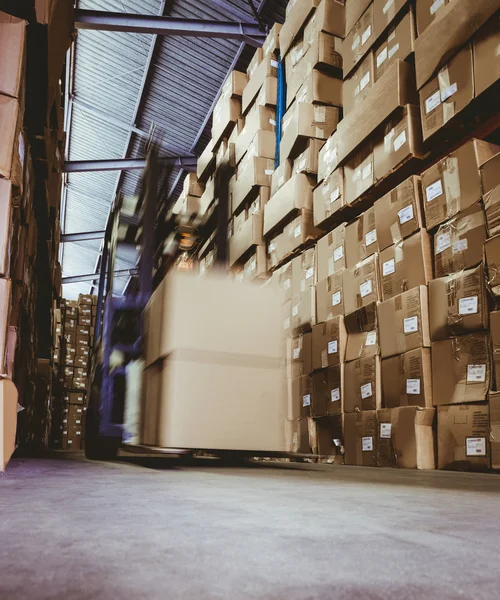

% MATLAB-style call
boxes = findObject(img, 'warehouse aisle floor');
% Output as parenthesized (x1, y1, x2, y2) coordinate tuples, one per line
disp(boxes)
(1, 456, 499, 600)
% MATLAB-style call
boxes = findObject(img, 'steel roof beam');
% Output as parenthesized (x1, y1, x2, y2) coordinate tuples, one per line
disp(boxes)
(62, 268, 138, 285)
(63, 156, 198, 173)
(61, 231, 106, 242)
(75, 10, 267, 47)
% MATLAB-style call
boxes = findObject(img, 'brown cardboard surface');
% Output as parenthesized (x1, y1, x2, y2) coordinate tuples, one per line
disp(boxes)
(242, 246, 268, 282)
(235, 129, 275, 167)
(0, 278, 11, 372)
(419, 44, 474, 141)
(421, 139, 498, 230)
(377, 405, 436, 469)
(343, 52, 375, 115)
(310, 415, 344, 460)
(285, 418, 312, 453)
(290, 374, 313, 420)
(280, 103, 340, 162)
(344, 302, 379, 362)
(343, 2, 375, 77)
(197, 140, 215, 183)
(279, 262, 293, 301)
(263, 173, 314, 236)
(228, 214, 264, 267)
(378, 229, 433, 301)
(289, 332, 313, 378)
(344, 409, 378, 465)
(373, 104, 425, 182)
(267, 210, 322, 267)
(415, 0, 449, 36)
(283, 299, 292, 340)
(311, 316, 347, 370)
(295, 70, 343, 107)
(433, 203, 487, 278)
(337, 60, 417, 165)
(318, 131, 340, 182)
(343, 142, 374, 206)
(0, 95, 22, 186)
(0, 12, 26, 99)
(303, 0, 347, 42)
(291, 247, 316, 297)
(373, 0, 410, 38)
(317, 223, 347, 281)
(220, 70, 247, 100)
(375, 175, 424, 251)
(490, 391, 500, 469)
(0, 179, 12, 277)
(313, 167, 345, 226)
(0, 378, 17, 471)
(312, 365, 343, 416)
(414, 0, 499, 90)
(429, 264, 489, 342)
(271, 159, 292, 197)
(346, 0, 371, 36)
(182, 173, 204, 199)
(437, 403, 490, 471)
(263, 23, 282, 57)
(485, 234, 500, 297)
(432, 334, 490, 406)
(233, 156, 274, 213)
(291, 287, 317, 335)
(346, 206, 378, 266)
(242, 54, 278, 114)
(316, 271, 345, 322)
(382, 348, 433, 409)
(212, 97, 241, 146)
(344, 355, 382, 412)
(374, 9, 415, 81)
(481, 152, 500, 236)
(292, 139, 325, 177)
(343, 253, 381, 315)
(473, 14, 500, 98)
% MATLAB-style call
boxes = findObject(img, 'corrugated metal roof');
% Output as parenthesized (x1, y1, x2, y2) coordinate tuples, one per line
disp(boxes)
(62, 0, 287, 299)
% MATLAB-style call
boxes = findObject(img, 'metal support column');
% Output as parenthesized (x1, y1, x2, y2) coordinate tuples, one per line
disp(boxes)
(275, 55, 286, 169)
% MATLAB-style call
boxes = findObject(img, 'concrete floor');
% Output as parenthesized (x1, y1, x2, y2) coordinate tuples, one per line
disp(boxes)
(1, 456, 500, 600)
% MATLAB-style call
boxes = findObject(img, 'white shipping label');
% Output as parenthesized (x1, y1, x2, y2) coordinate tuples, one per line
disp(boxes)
(352, 35, 360, 51)
(333, 438, 342, 447)
(360, 280, 373, 298)
(377, 47, 388, 68)
(430, 0, 445, 15)
(365, 229, 377, 247)
(292, 432, 298, 445)
(265, 169, 274, 175)
(330, 187, 340, 203)
(362, 436, 373, 451)
(269, 242, 276, 253)
(383, 258, 396, 276)
(441, 82, 458, 102)
(292, 304, 299, 317)
(305, 267, 314, 280)
(303, 394, 311, 407)
(270, 59, 279, 68)
(380, 423, 392, 439)
(331, 388, 340, 402)
(332, 291, 342, 306)
(334, 245, 344, 262)
(467, 364, 486, 383)
(393, 130, 407, 152)
(284, 317, 290, 331)
(459, 296, 478, 315)
(361, 25, 372, 46)
(406, 379, 421, 395)
(360, 71, 371, 91)
(269, 119, 277, 126)
(294, 225, 302, 238)
(398, 204, 414, 225)
(360, 383, 373, 399)
(466, 437, 487, 457)
(365, 331, 377, 346)
(328, 340, 338, 354)
(383, 0, 394, 13)
(453, 239, 468, 253)
(425, 90, 442, 114)
(293, 348, 300, 360)
(388, 43, 400, 60)
(353, 168, 362, 182)
(426, 179, 443, 202)
(362, 162, 372, 180)
(354, 84, 360, 98)
(283, 278, 291, 291)
(436, 232, 451, 254)
(404, 315, 419, 334)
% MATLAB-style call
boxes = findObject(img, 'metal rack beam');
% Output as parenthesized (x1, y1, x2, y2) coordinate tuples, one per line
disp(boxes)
(63, 156, 197, 173)
(62, 268, 138, 284)
(61, 231, 106, 242)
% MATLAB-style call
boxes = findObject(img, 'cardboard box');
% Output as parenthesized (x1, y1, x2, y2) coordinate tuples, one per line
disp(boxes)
(289, 333, 313, 378)
(437, 404, 490, 471)
(0, 182, 13, 276)
(317, 223, 347, 281)
(316, 271, 345, 322)
(279, 262, 293, 301)
(433, 202, 487, 278)
(0, 96, 23, 186)
(343, 253, 381, 315)
(415, 0, 450, 37)
(1, 279, 12, 371)
(345, 207, 378, 267)
(377, 406, 436, 469)
(312, 365, 343, 417)
(414, 0, 499, 90)
(374, 9, 415, 84)
(373, 0, 410, 38)
(373, 104, 425, 181)
(233, 156, 274, 213)
(247, 48, 263, 79)
(336, 60, 417, 165)
(419, 44, 474, 141)
(346, 0, 371, 36)
(490, 391, 500, 469)
(318, 131, 340, 182)
(182, 173, 204, 198)
(242, 246, 268, 282)
(286, 32, 343, 107)
(0, 12, 25, 99)
(344, 302, 378, 361)
(267, 210, 322, 268)
(235, 129, 275, 167)
(378, 286, 430, 358)
(0, 378, 17, 471)
(378, 229, 433, 301)
(429, 264, 489, 342)
(432, 333, 491, 406)
(291, 247, 316, 297)
(343, 3, 375, 77)
(285, 418, 312, 453)
(309, 415, 344, 460)
(283, 299, 292, 340)
(344, 410, 378, 466)
(473, 14, 500, 98)
(292, 139, 324, 177)
(421, 139, 498, 230)
(343, 52, 375, 115)
(242, 54, 278, 114)
(289, 375, 313, 420)
(343, 142, 374, 206)
(295, 70, 343, 107)
(481, 152, 500, 237)
(263, 22, 282, 57)
(374, 175, 424, 251)
(344, 355, 382, 412)
(382, 347, 433, 408)
(271, 160, 292, 197)
(291, 287, 316, 335)
(263, 173, 314, 236)
(197, 140, 215, 183)
(311, 316, 347, 370)
(212, 97, 240, 147)
(313, 167, 345, 227)
(228, 214, 264, 267)
(280, 103, 340, 163)
(485, 234, 500, 297)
